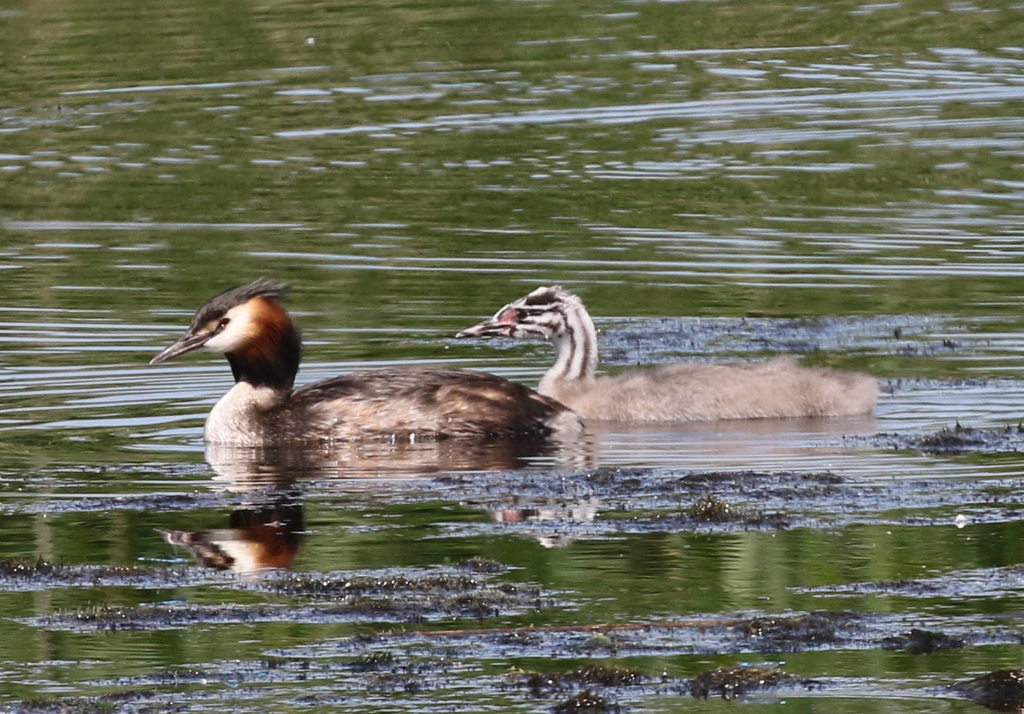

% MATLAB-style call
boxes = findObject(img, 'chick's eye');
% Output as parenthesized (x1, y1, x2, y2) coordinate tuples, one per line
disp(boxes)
(498, 308, 520, 326)
(216, 318, 230, 332)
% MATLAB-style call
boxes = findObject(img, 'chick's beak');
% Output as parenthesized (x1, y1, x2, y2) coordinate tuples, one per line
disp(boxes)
(456, 319, 513, 339)
(150, 329, 210, 364)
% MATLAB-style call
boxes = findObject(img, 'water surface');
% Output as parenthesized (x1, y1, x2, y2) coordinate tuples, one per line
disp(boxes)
(2, 0, 1024, 711)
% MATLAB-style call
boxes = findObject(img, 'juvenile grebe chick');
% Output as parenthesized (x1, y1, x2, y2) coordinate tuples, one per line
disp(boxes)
(457, 285, 878, 422)
(150, 279, 581, 445)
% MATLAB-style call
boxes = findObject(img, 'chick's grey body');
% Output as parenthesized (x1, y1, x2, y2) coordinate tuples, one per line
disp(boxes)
(540, 356, 877, 421)
(458, 285, 878, 422)
(152, 279, 580, 446)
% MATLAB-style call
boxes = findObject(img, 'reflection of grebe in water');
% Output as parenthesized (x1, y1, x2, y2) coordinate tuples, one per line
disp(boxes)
(490, 498, 599, 548)
(161, 437, 598, 571)
(160, 447, 306, 573)
(150, 278, 581, 446)
(160, 501, 303, 572)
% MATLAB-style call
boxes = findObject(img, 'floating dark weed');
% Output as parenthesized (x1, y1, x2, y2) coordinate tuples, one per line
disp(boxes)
(742, 611, 857, 651)
(551, 689, 620, 714)
(690, 665, 811, 700)
(511, 663, 649, 697)
(858, 423, 1024, 455)
(953, 669, 1024, 712)
(881, 628, 966, 654)
(0, 558, 224, 592)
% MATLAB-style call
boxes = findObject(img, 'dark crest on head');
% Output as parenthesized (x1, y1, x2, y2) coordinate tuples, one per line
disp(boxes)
(193, 278, 289, 326)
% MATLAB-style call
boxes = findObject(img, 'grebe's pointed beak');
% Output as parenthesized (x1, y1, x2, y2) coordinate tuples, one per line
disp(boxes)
(150, 329, 211, 364)
(456, 318, 514, 339)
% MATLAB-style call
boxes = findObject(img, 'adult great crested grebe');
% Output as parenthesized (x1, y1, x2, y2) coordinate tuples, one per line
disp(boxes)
(150, 279, 581, 445)
(457, 285, 878, 422)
